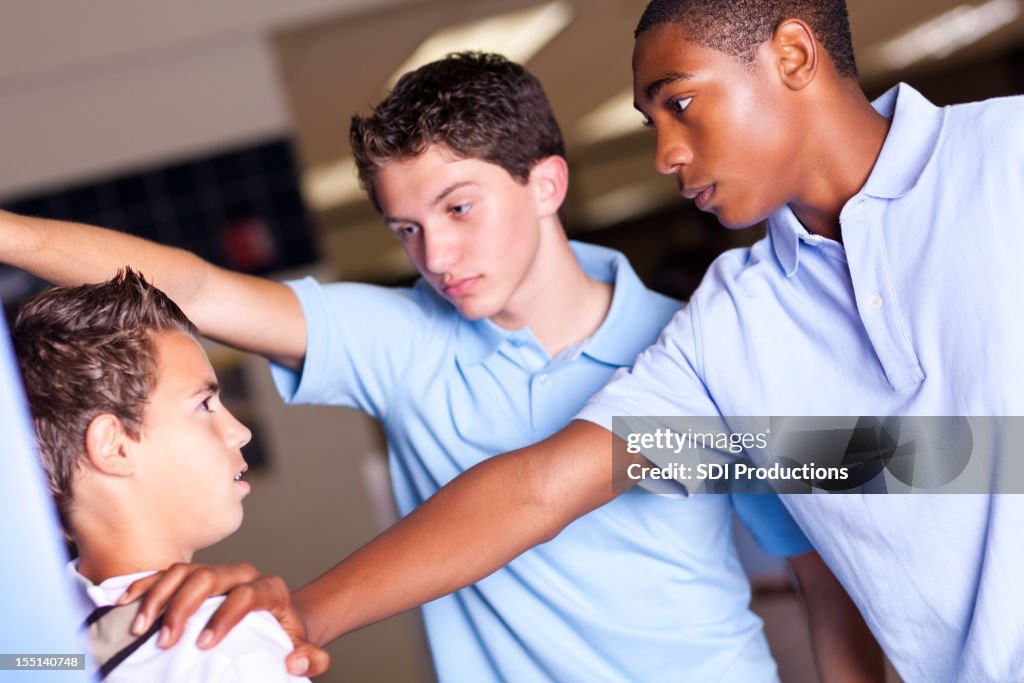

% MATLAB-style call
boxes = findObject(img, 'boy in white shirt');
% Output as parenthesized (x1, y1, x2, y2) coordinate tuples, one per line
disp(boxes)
(12, 269, 312, 682)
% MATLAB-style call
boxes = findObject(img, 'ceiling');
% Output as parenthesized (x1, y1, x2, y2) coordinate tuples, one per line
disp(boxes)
(273, 0, 1024, 280)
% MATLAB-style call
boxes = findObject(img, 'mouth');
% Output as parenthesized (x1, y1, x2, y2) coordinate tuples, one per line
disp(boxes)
(233, 465, 250, 492)
(682, 184, 715, 211)
(441, 276, 481, 299)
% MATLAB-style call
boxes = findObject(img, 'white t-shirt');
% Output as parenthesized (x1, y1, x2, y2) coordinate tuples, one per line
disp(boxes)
(69, 562, 310, 682)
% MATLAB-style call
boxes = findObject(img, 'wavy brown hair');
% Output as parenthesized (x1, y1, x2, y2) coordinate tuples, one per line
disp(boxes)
(12, 268, 198, 534)
(350, 52, 566, 212)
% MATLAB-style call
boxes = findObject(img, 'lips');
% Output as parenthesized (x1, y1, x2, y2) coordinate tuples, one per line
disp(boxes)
(442, 276, 480, 298)
(233, 464, 250, 493)
(682, 183, 715, 210)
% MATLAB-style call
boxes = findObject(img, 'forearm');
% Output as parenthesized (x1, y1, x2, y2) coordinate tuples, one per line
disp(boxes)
(791, 553, 885, 682)
(294, 421, 619, 645)
(0, 210, 305, 365)
(1, 209, 207, 304)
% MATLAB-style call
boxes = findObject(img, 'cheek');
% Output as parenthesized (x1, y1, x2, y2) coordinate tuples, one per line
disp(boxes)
(402, 243, 432, 279)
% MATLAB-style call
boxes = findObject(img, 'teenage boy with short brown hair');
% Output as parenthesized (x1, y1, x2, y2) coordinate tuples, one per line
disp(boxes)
(12, 270, 311, 682)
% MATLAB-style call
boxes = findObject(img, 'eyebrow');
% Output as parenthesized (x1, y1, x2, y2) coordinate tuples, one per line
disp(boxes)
(432, 181, 476, 207)
(637, 71, 695, 107)
(189, 381, 220, 398)
(384, 181, 478, 225)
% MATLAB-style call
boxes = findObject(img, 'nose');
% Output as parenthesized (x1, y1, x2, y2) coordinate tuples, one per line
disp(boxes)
(222, 408, 252, 450)
(654, 127, 693, 176)
(422, 225, 461, 275)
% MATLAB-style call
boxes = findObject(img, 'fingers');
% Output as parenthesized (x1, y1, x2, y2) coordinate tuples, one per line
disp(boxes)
(122, 563, 261, 647)
(159, 563, 261, 648)
(194, 575, 290, 650)
(286, 642, 331, 677)
(126, 563, 202, 639)
(116, 573, 161, 606)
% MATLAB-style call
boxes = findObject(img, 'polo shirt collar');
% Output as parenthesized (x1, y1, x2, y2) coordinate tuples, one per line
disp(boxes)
(454, 315, 511, 366)
(579, 244, 660, 367)
(770, 82, 946, 276)
(454, 241, 655, 367)
(861, 82, 945, 200)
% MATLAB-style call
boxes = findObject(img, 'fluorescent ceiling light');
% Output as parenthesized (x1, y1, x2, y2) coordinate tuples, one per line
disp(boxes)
(302, 156, 363, 211)
(575, 88, 646, 145)
(863, 0, 1021, 74)
(386, 1, 573, 87)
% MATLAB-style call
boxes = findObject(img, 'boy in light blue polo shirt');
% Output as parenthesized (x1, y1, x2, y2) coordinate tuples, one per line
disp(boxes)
(0, 52, 874, 681)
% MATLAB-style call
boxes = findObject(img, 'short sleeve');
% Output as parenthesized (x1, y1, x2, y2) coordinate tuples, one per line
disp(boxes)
(731, 492, 813, 557)
(576, 304, 717, 431)
(576, 306, 813, 557)
(270, 278, 442, 418)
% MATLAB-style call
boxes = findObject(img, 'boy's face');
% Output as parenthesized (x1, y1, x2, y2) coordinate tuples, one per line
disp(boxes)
(632, 22, 803, 228)
(132, 331, 252, 551)
(374, 145, 545, 321)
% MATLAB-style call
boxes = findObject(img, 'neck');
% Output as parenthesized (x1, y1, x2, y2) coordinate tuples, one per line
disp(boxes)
(72, 503, 193, 585)
(788, 82, 892, 241)
(491, 222, 613, 356)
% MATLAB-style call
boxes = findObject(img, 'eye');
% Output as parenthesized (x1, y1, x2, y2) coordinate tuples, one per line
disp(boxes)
(668, 96, 692, 115)
(392, 224, 420, 241)
(449, 202, 471, 217)
(200, 397, 214, 412)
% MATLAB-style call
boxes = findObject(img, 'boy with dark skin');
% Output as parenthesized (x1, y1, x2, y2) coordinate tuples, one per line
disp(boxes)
(124, 0, 1024, 680)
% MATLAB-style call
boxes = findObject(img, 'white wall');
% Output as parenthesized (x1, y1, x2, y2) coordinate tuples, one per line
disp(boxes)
(0, 0, 420, 200)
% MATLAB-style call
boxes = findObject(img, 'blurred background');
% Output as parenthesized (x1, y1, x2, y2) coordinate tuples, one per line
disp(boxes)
(2, 0, 1022, 680)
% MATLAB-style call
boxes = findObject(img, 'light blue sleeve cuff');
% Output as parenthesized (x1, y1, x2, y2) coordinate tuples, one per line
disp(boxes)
(732, 493, 814, 558)
(269, 277, 329, 405)
(573, 399, 623, 432)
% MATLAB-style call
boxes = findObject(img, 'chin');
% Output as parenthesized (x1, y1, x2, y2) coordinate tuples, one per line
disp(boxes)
(215, 509, 245, 542)
(715, 207, 771, 231)
(455, 299, 501, 321)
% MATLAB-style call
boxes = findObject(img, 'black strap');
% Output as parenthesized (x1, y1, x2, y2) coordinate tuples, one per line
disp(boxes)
(84, 605, 115, 627)
(96, 613, 164, 680)
(82, 605, 165, 680)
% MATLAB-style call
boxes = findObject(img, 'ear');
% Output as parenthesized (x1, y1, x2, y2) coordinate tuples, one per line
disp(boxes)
(770, 19, 818, 91)
(528, 155, 569, 220)
(84, 414, 136, 477)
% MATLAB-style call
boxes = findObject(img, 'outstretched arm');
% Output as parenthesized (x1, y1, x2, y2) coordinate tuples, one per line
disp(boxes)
(0, 210, 306, 368)
(295, 420, 627, 644)
(122, 420, 633, 657)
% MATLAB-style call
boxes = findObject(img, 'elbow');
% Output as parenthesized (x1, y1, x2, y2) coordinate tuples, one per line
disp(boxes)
(518, 452, 574, 546)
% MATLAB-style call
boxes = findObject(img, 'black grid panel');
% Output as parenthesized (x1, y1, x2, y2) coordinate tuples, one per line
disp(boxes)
(2, 138, 319, 316)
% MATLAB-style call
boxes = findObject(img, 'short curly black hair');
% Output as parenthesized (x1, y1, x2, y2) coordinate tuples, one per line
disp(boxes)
(350, 52, 566, 212)
(636, 0, 858, 79)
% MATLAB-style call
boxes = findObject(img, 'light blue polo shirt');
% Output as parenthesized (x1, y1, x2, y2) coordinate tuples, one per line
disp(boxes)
(273, 241, 812, 682)
(578, 84, 1024, 682)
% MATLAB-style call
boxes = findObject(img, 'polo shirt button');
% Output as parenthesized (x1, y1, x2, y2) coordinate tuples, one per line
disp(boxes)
(538, 374, 551, 386)
(870, 294, 884, 310)
(509, 337, 525, 347)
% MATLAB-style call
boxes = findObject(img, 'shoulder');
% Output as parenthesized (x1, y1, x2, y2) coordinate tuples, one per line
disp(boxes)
(941, 95, 1024, 156)
(197, 599, 296, 667)
(111, 598, 307, 682)
(288, 276, 456, 335)
(689, 240, 778, 315)
(944, 93, 1024, 126)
